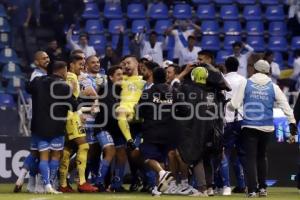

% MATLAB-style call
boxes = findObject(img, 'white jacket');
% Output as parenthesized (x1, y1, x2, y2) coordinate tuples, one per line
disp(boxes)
(228, 73, 295, 132)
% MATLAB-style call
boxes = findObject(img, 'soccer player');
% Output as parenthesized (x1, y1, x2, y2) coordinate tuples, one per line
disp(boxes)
(58, 54, 98, 193)
(14, 51, 50, 193)
(93, 65, 124, 191)
(228, 60, 297, 197)
(137, 67, 177, 195)
(28, 61, 77, 194)
(116, 55, 145, 149)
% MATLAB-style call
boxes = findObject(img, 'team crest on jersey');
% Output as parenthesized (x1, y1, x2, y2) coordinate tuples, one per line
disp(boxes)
(128, 83, 137, 91)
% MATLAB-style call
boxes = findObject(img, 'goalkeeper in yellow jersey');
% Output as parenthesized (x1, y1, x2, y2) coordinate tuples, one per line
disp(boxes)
(58, 54, 98, 193)
(116, 55, 145, 150)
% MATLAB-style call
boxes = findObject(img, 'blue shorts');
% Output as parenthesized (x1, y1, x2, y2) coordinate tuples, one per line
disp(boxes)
(96, 131, 114, 149)
(30, 135, 65, 152)
(85, 118, 97, 144)
(140, 143, 173, 163)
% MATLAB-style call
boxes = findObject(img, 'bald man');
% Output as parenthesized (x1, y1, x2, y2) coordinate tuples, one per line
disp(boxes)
(14, 51, 50, 193)
(30, 51, 50, 80)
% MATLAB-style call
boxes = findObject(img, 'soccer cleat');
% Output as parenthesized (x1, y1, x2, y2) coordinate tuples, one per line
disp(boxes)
(247, 192, 257, 198)
(258, 188, 267, 197)
(163, 181, 179, 194)
(140, 184, 154, 193)
(157, 171, 174, 192)
(58, 185, 75, 193)
(232, 186, 246, 193)
(152, 186, 162, 197)
(34, 174, 45, 194)
(222, 186, 232, 196)
(78, 182, 98, 193)
(95, 183, 106, 192)
(207, 187, 214, 196)
(13, 184, 22, 193)
(189, 190, 209, 197)
(129, 176, 143, 192)
(45, 184, 62, 194)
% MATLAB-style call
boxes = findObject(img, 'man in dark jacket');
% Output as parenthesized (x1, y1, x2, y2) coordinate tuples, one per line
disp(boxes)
(137, 68, 178, 194)
(27, 61, 78, 194)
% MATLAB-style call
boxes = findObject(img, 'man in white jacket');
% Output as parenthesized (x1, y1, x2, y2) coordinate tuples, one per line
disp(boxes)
(228, 60, 297, 198)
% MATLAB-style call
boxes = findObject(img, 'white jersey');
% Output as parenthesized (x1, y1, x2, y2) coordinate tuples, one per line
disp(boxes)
(140, 41, 164, 66)
(30, 67, 47, 82)
(178, 46, 202, 66)
(171, 29, 194, 59)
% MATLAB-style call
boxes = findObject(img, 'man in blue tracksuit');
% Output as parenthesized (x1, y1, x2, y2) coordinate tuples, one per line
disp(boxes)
(229, 60, 297, 197)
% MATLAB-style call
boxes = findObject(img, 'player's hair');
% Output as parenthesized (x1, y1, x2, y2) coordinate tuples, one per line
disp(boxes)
(52, 61, 67, 72)
(108, 65, 122, 77)
(86, 55, 99, 63)
(143, 61, 160, 71)
(79, 32, 89, 40)
(70, 49, 84, 56)
(167, 64, 181, 75)
(153, 67, 166, 84)
(121, 55, 138, 62)
(150, 31, 157, 36)
(225, 56, 239, 73)
(188, 35, 196, 40)
(198, 50, 214, 60)
(264, 50, 274, 59)
(232, 41, 243, 48)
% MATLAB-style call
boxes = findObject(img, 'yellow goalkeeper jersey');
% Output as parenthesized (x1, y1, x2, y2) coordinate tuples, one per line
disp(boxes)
(120, 75, 145, 105)
(66, 72, 80, 98)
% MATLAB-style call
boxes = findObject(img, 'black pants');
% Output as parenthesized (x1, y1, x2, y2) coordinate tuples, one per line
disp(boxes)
(241, 128, 271, 193)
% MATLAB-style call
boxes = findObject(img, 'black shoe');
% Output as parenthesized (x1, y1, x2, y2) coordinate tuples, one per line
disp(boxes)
(232, 186, 246, 193)
(258, 188, 267, 197)
(140, 184, 154, 193)
(247, 192, 257, 198)
(95, 183, 106, 192)
(112, 186, 128, 193)
(13, 184, 22, 193)
(129, 176, 143, 192)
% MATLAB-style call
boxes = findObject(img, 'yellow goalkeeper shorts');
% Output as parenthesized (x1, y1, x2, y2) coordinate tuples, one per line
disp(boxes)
(66, 111, 86, 141)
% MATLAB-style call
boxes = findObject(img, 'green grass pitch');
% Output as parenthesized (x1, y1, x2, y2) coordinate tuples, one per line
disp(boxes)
(0, 184, 299, 200)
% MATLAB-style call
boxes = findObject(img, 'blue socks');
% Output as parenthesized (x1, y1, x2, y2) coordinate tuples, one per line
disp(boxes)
(49, 160, 60, 185)
(96, 159, 110, 184)
(39, 160, 50, 185)
(111, 164, 125, 189)
(23, 154, 39, 176)
(221, 155, 230, 187)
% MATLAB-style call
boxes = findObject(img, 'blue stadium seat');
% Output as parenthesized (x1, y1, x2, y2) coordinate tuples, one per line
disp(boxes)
(6, 77, 25, 95)
(89, 35, 107, 55)
(265, 6, 284, 21)
(173, 4, 192, 19)
(104, 3, 122, 19)
(246, 36, 265, 51)
(268, 37, 287, 52)
(273, 52, 283, 67)
(0, 82, 4, 93)
(236, 0, 256, 4)
(0, 17, 10, 32)
(196, 4, 216, 20)
(291, 36, 300, 50)
(0, 93, 16, 108)
(223, 35, 241, 50)
(127, 3, 146, 19)
(269, 21, 287, 36)
(220, 5, 239, 20)
(201, 21, 219, 35)
(192, 0, 211, 3)
(246, 21, 264, 36)
(85, 20, 104, 34)
(148, 2, 168, 19)
(108, 20, 125, 34)
(132, 20, 150, 33)
(216, 50, 232, 64)
(201, 36, 220, 51)
(0, 5, 7, 18)
(0, 48, 20, 64)
(2, 62, 23, 79)
(111, 34, 129, 50)
(261, 0, 279, 5)
(243, 5, 262, 21)
(155, 20, 172, 34)
(288, 53, 294, 67)
(0, 32, 9, 48)
(82, 3, 100, 19)
(223, 21, 242, 35)
(214, 0, 234, 4)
